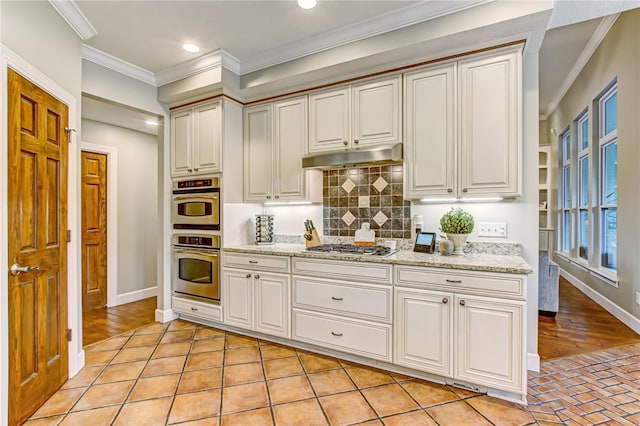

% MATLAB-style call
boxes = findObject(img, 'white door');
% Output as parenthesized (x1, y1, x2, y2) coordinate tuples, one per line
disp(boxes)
(222, 269, 253, 329)
(455, 294, 524, 393)
(394, 288, 452, 376)
(254, 272, 290, 338)
(404, 64, 456, 199)
(458, 49, 521, 197)
(352, 76, 401, 147)
(171, 109, 192, 177)
(274, 97, 307, 201)
(308, 87, 350, 152)
(193, 101, 222, 174)
(243, 104, 273, 202)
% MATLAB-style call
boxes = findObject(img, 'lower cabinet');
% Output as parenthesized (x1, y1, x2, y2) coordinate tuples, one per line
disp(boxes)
(172, 296, 222, 322)
(223, 268, 291, 338)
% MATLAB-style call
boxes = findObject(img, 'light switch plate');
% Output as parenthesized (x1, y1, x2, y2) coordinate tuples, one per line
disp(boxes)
(477, 222, 508, 237)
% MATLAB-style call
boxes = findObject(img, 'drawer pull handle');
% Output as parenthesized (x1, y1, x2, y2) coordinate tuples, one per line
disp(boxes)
(191, 307, 198, 311)
(331, 332, 343, 337)
(249, 260, 258, 264)
(246, 273, 252, 278)
(331, 296, 343, 301)
(442, 298, 448, 304)
(446, 279, 462, 283)
(459, 300, 466, 306)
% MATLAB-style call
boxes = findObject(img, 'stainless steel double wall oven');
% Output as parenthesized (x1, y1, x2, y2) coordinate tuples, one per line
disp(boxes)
(172, 177, 221, 303)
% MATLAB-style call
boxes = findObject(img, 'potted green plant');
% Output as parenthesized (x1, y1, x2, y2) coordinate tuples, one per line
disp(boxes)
(439, 207, 474, 255)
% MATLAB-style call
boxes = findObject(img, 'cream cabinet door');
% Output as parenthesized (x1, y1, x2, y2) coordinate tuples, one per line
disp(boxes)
(458, 49, 521, 197)
(308, 87, 350, 152)
(455, 294, 524, 393)
(255, 272, 290, 338)
(171, 109, 192, 177)
(394, 288, 452, 376)
(193, 101, 222, 174)
(404, 64, 456, 199)
(274, 97, 307, 201)
(243, 104, 273, 202)
(223, 269, 254, 330)
(352, 76, 401, 147)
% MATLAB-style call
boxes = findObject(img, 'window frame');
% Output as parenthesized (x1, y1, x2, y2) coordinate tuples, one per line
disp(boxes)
(576, 111, 589, 263)
(559, 128, 571, 254)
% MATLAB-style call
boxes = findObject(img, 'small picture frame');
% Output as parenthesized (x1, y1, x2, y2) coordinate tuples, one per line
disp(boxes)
(413, 232, 436, 253)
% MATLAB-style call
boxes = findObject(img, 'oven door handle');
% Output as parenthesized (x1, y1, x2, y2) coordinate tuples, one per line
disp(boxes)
(175, 249, 219, 256)
(173, 195, 218, 201)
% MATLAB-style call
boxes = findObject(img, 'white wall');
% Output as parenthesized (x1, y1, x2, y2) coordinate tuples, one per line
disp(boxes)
(82, 119, 158, 296)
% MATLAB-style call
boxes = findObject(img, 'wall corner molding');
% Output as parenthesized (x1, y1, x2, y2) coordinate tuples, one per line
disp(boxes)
(82, 44, 157, 86)
(156, 308, 179, 323)
(48, 0, 98, 41)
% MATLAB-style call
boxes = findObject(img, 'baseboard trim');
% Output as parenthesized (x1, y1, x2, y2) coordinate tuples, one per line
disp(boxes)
(156, 308, 178, 323)
(70, 349, 85, 378)
(561, 269, 640, 334)
(115, 286, 157, 306)
(527, 352, 540, 372)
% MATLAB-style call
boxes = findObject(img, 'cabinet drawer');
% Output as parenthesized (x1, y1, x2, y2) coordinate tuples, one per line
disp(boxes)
(293, 277, 391, 322)
(292, 309, 392, 361)
(173, 296, 222, 322)
(223, 252, 290, 273)
(395, 266, 524, 299)
(292, 258, 392, 284)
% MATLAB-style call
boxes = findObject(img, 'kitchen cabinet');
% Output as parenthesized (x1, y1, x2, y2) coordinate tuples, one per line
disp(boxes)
(404, 46, 521, 199)
(308, 75, 401, 153)
(394, 266, 526, 395)
(222, 253, 291, 338)
(291, 258, 393, 361)
(172, 296, 222, 323)
(171, 100, 222, 177)
(244, 97, 321, 203)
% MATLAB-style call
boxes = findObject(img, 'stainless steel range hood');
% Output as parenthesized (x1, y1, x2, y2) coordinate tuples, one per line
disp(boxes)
(301, 143, 403, 169)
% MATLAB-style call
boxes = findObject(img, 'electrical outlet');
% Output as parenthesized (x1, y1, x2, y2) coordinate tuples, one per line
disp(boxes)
(477, 222, 508, 238)
(636, 292, 640, 306)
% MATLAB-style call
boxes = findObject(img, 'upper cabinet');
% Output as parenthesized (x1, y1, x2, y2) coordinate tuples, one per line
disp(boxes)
(404, 47, 522, 200)
(171, 100, 222, 177)
(244, 96, 321, 203)
(308, 76, 401, 153)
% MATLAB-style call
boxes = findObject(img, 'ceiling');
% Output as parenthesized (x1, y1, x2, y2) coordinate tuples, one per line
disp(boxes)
(70, 0, 640, 131)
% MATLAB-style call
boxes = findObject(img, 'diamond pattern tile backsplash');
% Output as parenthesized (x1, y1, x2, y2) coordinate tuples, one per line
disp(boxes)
(323, 165, 411, 238)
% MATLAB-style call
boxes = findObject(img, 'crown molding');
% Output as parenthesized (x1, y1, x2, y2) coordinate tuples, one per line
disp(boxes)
(48, 0, 97, 41)
(542, 13, 619, 119)
(82, 44, 156, 86)
(239, 0, 491, 74)
(155, 49, 241, 87)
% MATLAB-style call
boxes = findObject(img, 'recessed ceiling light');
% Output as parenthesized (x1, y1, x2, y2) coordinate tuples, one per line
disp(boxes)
(145, 119, 158, 126)
(183, 43, 200, 53)
(298, 0, 317, 10)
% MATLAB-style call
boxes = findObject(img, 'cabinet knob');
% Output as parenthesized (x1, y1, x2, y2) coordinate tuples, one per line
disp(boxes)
(354, 139, 359, 144)
(266, 196, 271, 200)
(459, 300, 466, 306)
(331, 331, 343, 337)
(194, 168, 199, 172)
(255, 274, 260, 279)
(275, 195, 280, 199)
(331, 296, 343, 301)
(343, 141, 348, 146)
(447, 188, 453, 193)
(442, 298, 448, 304)
(462, 188, 468, 193)
(246, 273, 252, 278)
(187, 168, 193, 172)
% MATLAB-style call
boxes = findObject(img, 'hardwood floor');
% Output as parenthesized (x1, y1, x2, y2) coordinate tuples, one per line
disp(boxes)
(538, 277, 640, 361)
(82, 297, 157, 347)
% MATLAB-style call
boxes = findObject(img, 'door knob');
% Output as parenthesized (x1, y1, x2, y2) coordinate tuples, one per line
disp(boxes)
(10, 263, 40, 276)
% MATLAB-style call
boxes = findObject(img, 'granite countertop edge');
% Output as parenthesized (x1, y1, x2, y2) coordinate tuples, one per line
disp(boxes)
(223, 244, 534, 275)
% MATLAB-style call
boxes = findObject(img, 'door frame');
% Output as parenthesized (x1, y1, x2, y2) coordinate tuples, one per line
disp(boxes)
(80, 143, 118, 308)
(0, 45, 82, 422)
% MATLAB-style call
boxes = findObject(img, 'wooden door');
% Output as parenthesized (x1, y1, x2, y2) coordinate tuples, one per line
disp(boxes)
(81, 151, 107, 311)
(7, 69, 69, 425)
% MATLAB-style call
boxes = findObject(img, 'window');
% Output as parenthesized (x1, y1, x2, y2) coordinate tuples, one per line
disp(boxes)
(577, 112, 589, 260)
(599, 86, 617, 271)
(560, 129, 571, 253)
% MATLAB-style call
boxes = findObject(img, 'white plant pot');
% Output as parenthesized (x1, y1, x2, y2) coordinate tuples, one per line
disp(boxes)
(446, 233, 469, 255)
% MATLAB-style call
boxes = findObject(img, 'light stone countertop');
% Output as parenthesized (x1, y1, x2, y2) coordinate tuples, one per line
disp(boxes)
(223, 243, 533, 275)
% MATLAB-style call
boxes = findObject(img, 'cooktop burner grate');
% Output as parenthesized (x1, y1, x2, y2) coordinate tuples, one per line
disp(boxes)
(306, 244, 396, 256)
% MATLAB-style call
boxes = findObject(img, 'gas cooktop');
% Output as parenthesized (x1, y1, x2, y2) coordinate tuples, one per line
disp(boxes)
(306, 243, 397, 257)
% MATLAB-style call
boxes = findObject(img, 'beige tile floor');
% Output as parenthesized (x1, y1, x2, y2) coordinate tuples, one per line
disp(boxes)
(25, 319, 640, 425)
